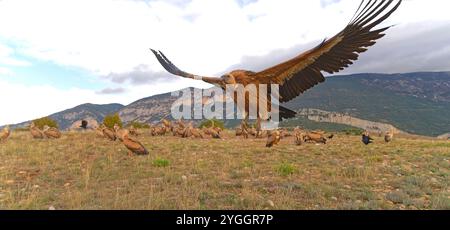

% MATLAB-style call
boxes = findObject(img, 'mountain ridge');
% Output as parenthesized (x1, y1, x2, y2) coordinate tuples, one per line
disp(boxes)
(4, 72, 449, 136)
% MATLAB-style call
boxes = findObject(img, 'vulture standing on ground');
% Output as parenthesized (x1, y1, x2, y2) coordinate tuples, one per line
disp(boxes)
(0, 125, 10, 142)
(100, 124, 117, 141)
(294, 130, 305, 146)
(203, 127, 221, 139)
(114, 124, 129, 142)
(122, 134, 149, 156)
(151, 0, 402, 125)
(129, 125, 139, 136)
(266, 130, 281, 148)
(384, 130, 394, 143)
(43, 125, 62, 139)
(30, 122, 45, 139)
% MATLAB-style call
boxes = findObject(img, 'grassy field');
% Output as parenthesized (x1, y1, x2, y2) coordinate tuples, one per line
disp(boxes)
(0, 130, 449, 210)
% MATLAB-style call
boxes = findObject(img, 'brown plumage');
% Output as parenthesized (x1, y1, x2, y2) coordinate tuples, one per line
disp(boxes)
(385, 131, 394, 143)
(156, 126, 167, 136)
(255, 119, 263, 138)
(100, 124, 116, 141)
(242, 128, 249, 139)
(248, 128, 257, 137)
(212, 126, 222, 134)
(304, 132, 327, 144)
(43, 125, 62, 139)
(151, 0, 401, 122)
(30, 122, 45, 139)
(151, 125, 166, 136)
(266, 130, 281, 148)
(122, 134, 149, 156)
(235, 127, 243, 136)
(191, 127, 204, 138)
(161, 118, 172, 129)
(0, 125, 10, 142)
(114, 124, 129, 142)
(203, 127, 221, 139)
(150, 125, 156, 136)
(280, 129, 292, 138)
(311, 130, 325, 135)
(295, 130, 305, 146)
(236, 120, 250, 137)
(172, 127, 184, 137)
(176, 119, 186, 129)
(95, 126, 105, 137)
(182, 125, 193, 138)
(128, 125, 139, 137)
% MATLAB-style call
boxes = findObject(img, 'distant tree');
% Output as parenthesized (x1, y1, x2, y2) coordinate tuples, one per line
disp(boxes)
(127, 121, 150, 129)
(33, 117, 58, 129)
(103, 113, 123, 129)
(198, 119, 225, 130)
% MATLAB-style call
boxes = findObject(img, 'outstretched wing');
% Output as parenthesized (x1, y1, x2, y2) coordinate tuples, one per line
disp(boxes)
(254, 0, 402, 103)
(150, 49, 222, 84)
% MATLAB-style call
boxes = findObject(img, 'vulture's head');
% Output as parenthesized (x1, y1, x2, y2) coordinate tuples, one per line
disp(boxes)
(220, 73, 236, 85)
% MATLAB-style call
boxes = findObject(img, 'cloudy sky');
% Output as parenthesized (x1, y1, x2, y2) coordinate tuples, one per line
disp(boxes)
(1, 0, 449, 125)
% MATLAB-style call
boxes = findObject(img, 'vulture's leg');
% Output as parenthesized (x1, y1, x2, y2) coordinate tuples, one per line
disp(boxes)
(255, 117, 262, 138)
(242, 111, 249, 131)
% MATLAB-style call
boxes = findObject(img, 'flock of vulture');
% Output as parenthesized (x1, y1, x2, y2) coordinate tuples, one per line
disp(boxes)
(95, 118, 395, 155)
(0, 119, 394, 155)
(0, 122, 63, 141)
(0, 119, 395, 156)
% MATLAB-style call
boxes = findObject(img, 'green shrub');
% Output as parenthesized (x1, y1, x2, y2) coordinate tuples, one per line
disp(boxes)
(198, 119, 225, 129)
(103, 113, 123, 129)
(153, 158, 170, 167)
(33, 117, 58, 129)
(276, 163, 295, 177)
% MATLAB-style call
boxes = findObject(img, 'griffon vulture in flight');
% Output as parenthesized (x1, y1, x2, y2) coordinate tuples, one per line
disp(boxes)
(151, 0, 402, 123)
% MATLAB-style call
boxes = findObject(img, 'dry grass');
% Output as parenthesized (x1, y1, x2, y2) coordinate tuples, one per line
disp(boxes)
(0, 130, 449, 210)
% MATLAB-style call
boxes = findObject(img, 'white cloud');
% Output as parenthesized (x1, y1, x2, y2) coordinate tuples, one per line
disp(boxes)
(0, 43, 31, 69)
(1, 0, 448, 78)
(0, 66, 13, 76)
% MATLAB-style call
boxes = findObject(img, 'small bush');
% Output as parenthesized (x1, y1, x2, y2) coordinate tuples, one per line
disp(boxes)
(33, 117, 58, 129)
(103, 113, 123, 129)
(198, 119, 225, 129)
(276, 163, 295, 177)
(430, 194, 450, 210)
(153, 158, 170, 167)
(127, 121, 150, 129)
(386, 191, 409, 204)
